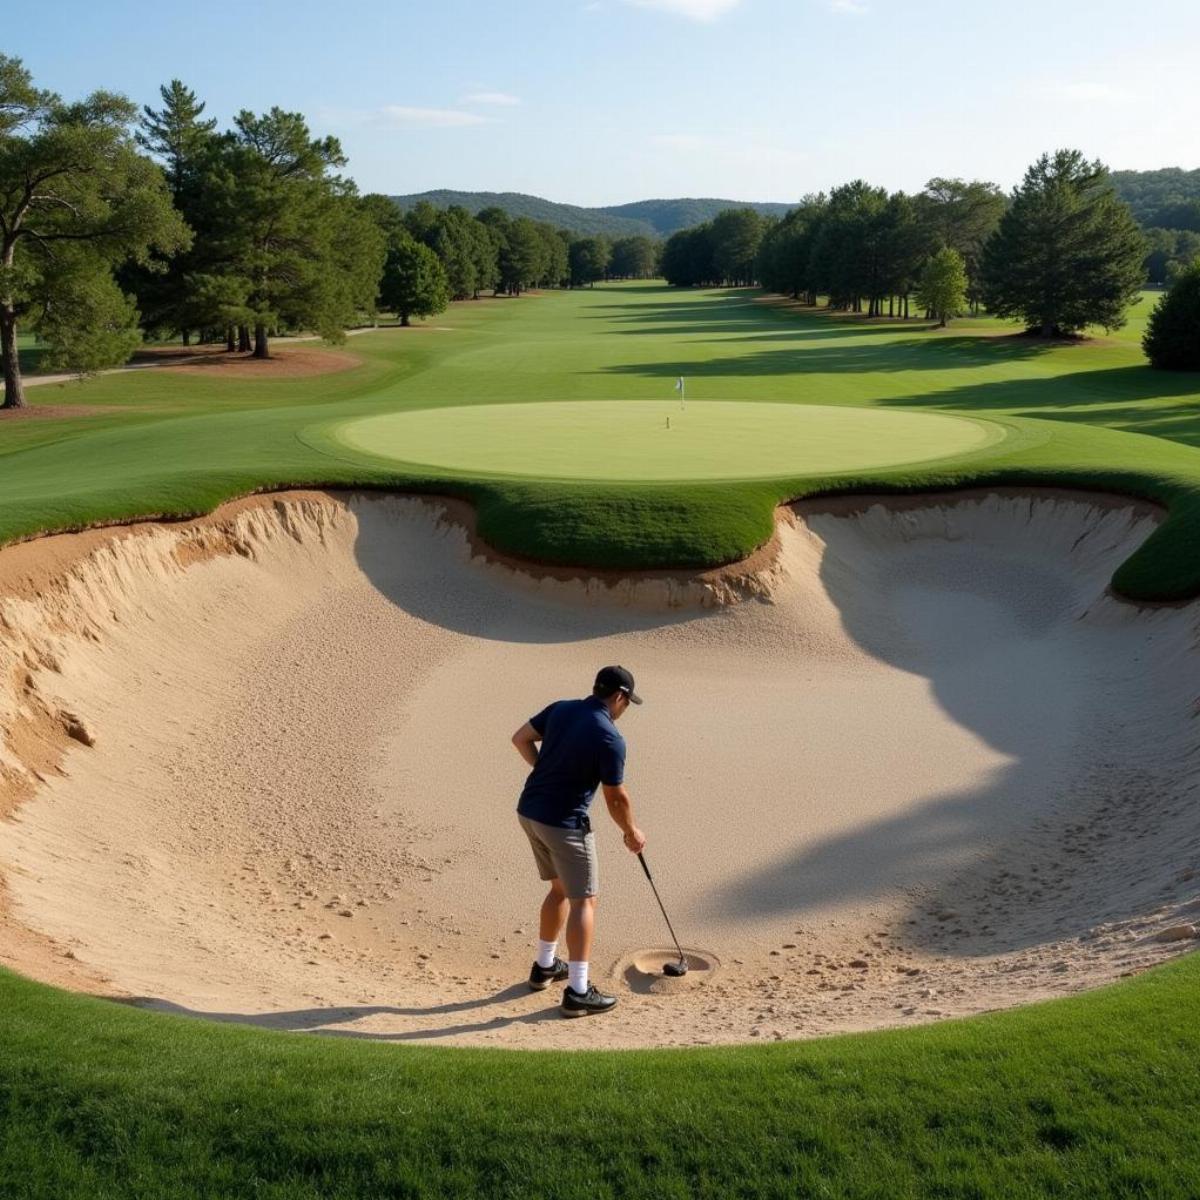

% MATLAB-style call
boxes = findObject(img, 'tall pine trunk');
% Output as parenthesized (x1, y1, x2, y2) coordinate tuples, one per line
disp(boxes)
(238, 325, 251, 353)
(0, 303, 25, 410)
(253, 323, 269, 358)
(225, 325, 236, 352)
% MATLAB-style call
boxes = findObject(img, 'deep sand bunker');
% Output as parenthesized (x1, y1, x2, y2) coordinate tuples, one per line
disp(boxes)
(1, 490, 1198, 1048)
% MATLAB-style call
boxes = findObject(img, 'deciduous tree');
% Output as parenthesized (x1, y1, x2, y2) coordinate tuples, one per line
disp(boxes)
(610, 235, 658, 279)
(710, 208, 763, 286)
(0, 55, 189, 408)
(916, 178, 1005, 311)
(569, 236, 610, 287)
(915, 247, 968, 326)
(379, 232, 448, 325)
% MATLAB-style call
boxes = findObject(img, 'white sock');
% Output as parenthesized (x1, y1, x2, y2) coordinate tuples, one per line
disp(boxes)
(536, 939, 557, 969)
(568, 960, 589, 994)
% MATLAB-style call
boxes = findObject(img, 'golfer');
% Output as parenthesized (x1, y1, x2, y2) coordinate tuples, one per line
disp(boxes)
(512, 665, 646, 1017)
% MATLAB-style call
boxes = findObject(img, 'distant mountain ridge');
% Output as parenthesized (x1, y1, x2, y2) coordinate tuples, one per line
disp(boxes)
(388, 190, 795, 238)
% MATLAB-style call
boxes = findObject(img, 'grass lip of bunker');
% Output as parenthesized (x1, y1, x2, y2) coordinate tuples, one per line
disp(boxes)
(321, 400, 1009, 482)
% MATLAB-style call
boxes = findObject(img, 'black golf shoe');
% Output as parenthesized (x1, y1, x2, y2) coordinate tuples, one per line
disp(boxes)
(561, 984, 618, 1018)
(528, 957, 569, 991)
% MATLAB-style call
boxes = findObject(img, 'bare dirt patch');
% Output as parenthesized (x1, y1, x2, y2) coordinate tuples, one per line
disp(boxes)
(131, 344, 362, 379)
(0, 404, 129, 422)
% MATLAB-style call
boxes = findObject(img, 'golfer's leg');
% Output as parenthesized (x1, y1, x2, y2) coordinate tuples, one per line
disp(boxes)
(539, 878, 568, 943)
(565, 896, 595, 965)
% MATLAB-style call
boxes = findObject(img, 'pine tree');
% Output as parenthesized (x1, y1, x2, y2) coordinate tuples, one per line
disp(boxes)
(129, 80, 220, 343)
(213, 108, 382, 356)
(1143, 261, 1200, 369)
(981, 150, 1146, 337)
(136, 79, 216, 193)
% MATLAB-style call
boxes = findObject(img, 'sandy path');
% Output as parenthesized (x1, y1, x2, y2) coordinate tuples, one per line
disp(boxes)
(1, 491, 1197, 1047)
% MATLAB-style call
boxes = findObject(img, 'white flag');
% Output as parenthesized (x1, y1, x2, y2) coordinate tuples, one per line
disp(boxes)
(675, 377, 684, 392)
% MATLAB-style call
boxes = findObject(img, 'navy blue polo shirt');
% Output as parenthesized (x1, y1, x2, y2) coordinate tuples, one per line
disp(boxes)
(517, 697, 626, 830)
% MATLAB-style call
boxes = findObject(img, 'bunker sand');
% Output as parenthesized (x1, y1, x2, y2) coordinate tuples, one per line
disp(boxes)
(1, 491, 1198, 1048)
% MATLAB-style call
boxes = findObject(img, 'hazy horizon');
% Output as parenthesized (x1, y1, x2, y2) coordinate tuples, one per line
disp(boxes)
(13, 0, 1200, 205)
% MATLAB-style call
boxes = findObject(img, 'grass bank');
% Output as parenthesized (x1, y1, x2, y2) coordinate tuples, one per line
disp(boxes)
(3, 956, 1199, 1198)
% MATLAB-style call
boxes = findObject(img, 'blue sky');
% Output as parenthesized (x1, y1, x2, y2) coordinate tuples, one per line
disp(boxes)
(13, 0, 1200, 205)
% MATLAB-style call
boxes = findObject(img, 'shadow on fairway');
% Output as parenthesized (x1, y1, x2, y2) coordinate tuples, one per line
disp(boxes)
(131, 983, 564, 1041)
(597, 335, 1057, 380)
(590, 295, 945, 343)
(878, 366, 1200, 443)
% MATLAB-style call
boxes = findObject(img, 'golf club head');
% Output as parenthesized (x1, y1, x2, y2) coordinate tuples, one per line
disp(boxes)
(662, 959, 688, 977)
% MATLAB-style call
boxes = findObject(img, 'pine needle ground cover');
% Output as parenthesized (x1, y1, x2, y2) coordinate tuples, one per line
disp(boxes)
(3, 281, 1200, 1197)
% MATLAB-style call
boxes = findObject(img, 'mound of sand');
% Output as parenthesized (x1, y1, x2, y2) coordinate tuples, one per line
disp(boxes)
(1, 489, 1198, 1048)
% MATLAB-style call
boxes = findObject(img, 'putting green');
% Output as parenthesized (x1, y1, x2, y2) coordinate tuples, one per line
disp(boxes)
(328, 401, 1007, 481)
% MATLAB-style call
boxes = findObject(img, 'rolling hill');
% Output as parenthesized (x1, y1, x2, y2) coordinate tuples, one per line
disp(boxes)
(388, 190, 796, 238)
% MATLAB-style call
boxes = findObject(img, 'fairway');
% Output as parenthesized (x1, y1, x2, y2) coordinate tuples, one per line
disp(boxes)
(329, 400, 1006, 480)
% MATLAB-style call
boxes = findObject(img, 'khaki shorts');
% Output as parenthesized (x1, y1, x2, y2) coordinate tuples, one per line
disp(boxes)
(518, 814, 599, 900)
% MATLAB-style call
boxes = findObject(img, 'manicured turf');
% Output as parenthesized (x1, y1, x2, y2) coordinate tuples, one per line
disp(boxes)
(4, 956, 1200, 1198)
(5, 283, 1200, 596)
(3, 283, 1200, 1196)
(328, 400, 1007, 480)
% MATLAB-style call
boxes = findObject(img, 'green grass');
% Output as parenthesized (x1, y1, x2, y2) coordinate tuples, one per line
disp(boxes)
(4, 956, 1200, 1199)
(4, 283, 1200, 1196)
(5, 284, 1200, 596)
(327, 400, 1007, 480)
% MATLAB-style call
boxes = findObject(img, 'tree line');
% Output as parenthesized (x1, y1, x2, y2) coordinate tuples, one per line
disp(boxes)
(662, 151, 1153, 339)
(0, 58, 661, 409)
(391, 200, 657, 305)
(1106, 170, 1200, 287)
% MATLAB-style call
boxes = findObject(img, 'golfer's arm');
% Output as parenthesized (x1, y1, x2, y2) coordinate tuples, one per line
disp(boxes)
(511, 722, 541, 768)
(602, 784, 638, 837)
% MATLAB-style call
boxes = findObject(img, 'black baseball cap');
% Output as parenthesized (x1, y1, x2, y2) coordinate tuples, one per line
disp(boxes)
(594, 665, 643, 705)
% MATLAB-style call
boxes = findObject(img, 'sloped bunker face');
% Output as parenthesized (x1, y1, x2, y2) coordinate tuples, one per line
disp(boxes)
(621, 948, 720, 994)
(1, 488, 1199, 1049)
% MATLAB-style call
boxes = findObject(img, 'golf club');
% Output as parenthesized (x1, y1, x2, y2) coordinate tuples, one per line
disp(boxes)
(637, 851, 689, 977)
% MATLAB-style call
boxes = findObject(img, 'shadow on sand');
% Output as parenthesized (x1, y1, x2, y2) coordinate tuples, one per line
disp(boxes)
(127, 982, 563, 1041)
(707, 500, 1186, 957)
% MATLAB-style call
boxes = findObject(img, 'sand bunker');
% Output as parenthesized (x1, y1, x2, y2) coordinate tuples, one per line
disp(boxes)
(1, 489, 1198, 1048)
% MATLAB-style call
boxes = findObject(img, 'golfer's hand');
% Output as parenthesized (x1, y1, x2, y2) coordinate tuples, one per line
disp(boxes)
(624, 827, 646, 854)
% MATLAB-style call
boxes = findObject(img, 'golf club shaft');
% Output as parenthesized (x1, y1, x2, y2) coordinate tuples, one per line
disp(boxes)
(638, 852, 686, 962)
